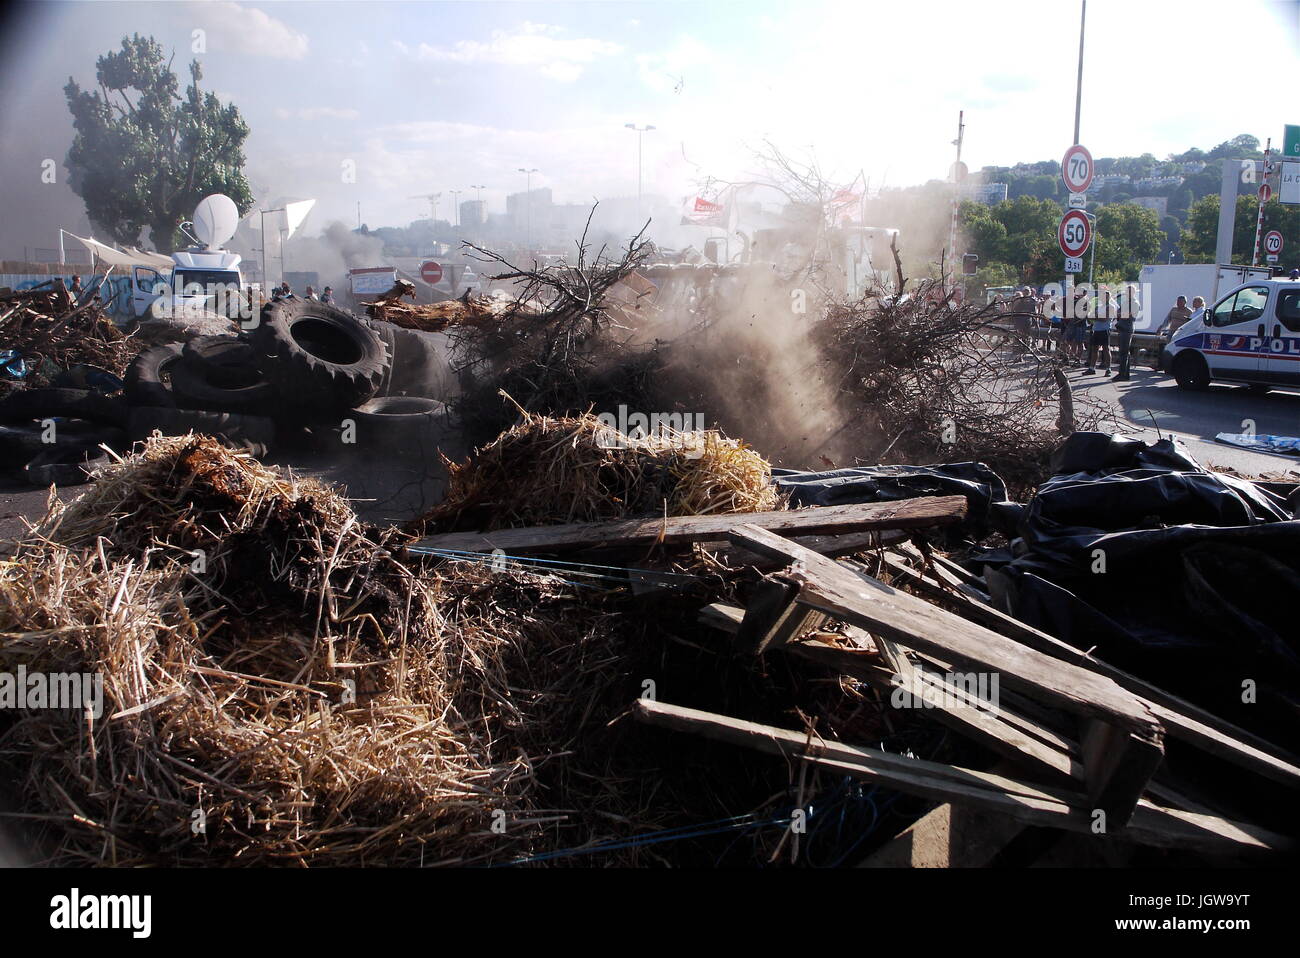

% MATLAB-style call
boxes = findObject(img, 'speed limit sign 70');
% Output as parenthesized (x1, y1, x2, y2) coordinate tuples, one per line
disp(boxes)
(1059, 209, 1092, 258)
(1264, 230, 1283, 256)
(1062, 144, 1094, 193)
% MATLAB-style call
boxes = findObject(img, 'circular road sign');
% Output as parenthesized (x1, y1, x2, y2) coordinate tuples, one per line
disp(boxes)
(1061, 144, 1095, 193)
(420, 261, 444, 285)
(1058, 209, 1092, 258)
(1264, 230, 1283, 256)
(1258, 183, 1272, 203)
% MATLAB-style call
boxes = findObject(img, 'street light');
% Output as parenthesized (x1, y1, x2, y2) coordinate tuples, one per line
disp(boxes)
(517, 168, 539, 249)
(624, 123, 656, 209)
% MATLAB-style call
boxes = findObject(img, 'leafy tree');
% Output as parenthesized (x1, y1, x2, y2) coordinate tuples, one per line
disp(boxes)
(64, 34, 254, 252)
(958, 201, 1007, 262)
(1094, 203, 1162, 274)
(1181, 194, 1300, 266)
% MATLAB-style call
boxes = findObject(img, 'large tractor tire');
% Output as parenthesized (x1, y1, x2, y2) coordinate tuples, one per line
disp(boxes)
(250, 300, 389, 411)
(124, 344, 185, 408)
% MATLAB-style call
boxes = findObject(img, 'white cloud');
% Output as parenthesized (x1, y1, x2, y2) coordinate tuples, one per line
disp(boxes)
(393, 22, 621, 82)
(275, 106, 358, 121)
(193, 2, 309, 60)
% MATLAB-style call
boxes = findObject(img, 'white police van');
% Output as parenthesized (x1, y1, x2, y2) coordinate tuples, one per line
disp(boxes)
(1160, 276, 1300, 393)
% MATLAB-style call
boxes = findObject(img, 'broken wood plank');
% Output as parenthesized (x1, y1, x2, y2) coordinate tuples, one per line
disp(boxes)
(726, 524, 1162, 739)
(633, 699, 1291, 855)
(882, 552, 1300, 788)
(413, 496, 968, 555)
(699, 527, 911, 567)
(1080, 720, 1166, 828)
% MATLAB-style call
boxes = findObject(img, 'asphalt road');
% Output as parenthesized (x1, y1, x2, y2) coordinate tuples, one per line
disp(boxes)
(1065, 363, 1300, 476)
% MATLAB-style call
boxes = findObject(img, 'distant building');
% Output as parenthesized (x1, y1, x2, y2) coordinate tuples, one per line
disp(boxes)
(506, 187, 553, 234)
(1181, 160, 1207, 173)
(1095, 173, 1132, 185)
(1135, 175, 1184, 191)
(1130, 196, 1168, 216)
(959, 182, 1009, 205)
(459, 199, 487, 227)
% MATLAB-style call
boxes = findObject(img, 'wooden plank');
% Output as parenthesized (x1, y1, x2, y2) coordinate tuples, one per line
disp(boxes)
(413, 496, 968, 555)
(882, 552, 1300, 788)
(701, 527, 911, 566)
(857, 802, 1028, 868)
(1081, 720, 1165, 828)
(733, 578, 821, 654)
(726, 524, 1163, 741)
(698, 602, 744, 634)
(791, 639, 1081, 786)
(633, 699, 1291, 855)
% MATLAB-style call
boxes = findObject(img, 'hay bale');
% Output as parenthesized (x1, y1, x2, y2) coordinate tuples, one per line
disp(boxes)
(413, 407, 783, 533)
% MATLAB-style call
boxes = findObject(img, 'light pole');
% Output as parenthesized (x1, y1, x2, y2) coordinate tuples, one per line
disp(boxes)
(260, 208, 288, 287)
(624, 123, 656, 210)
(517, 168, 539, 248)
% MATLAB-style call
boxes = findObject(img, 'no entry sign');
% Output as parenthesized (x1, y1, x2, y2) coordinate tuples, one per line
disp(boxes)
(1058, 209, 1092, 258)
(1061, 144, 1094, 193)
(420, 260, 444, 285)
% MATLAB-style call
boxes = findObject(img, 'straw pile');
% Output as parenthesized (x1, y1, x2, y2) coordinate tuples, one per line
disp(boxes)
(0, 436, 913, 868)
(413, 407, 783, 534)
(0, 435, 653, 866)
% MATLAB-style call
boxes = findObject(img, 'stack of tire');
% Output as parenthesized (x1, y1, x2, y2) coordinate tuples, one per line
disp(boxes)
(0, 387, 129, 487)
(3, 299, 448, 488)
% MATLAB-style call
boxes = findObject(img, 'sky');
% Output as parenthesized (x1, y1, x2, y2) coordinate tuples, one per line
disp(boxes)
(0, 0, 1297, 258)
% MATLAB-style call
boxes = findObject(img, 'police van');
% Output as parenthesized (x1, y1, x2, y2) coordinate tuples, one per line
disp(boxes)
(1160, 276, 1300, 392)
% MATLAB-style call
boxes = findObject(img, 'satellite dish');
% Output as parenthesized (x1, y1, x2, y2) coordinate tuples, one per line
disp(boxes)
(192, 194, 239, 249)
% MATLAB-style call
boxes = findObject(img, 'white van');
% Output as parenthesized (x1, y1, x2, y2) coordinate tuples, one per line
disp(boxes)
(1160, 276, 1300, 392)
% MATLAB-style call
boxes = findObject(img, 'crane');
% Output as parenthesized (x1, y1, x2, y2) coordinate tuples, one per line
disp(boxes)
(408, 192, 442, 224)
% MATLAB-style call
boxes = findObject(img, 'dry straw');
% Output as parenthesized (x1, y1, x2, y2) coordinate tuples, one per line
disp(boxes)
(414, 402, 782, 533)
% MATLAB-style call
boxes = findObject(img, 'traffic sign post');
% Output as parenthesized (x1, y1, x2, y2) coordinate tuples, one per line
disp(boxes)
(1068, 193, 1087, 209)
(1264, 230, 1283, 265)
(1061, 144, 1095, 194)
(1058, 209, 1092, 261)
(1251, 142, 1274, 266)
(1064, 256, 1084, 274)
(420, 261, 444, 285)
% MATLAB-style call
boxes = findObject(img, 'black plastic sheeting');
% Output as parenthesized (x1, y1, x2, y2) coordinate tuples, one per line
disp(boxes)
(774, 433, 1300, 747)
(986, 432, 1300, 748)
(772, 462, 1022, 539)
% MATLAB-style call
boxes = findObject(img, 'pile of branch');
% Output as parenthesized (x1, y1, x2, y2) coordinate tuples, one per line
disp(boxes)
(446, 212, 656, 445)
(365, 281, 539, 334)
(814, 276, 1111, 496)
(0, 278, 141, 391)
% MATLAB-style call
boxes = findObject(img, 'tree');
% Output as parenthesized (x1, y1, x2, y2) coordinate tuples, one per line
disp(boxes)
(993, 196, 1060, 267)
(1094, 203, 1163, 275)
(1181, 194, 1300, 266)
(64, 34, 254, 252)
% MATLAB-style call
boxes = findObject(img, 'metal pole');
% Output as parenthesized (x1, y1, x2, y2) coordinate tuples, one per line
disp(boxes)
(260, 211, 266, 289)
(1251, 139, 1272, 267)
(1073, 0, 1086, 145)
(947, 110, 964, 281)
(638, 130, 644, 207)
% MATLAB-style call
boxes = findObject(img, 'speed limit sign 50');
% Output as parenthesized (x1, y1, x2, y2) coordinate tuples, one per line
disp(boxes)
(1058, 209, 1092, 258)
(1061, 144, 1095, 194)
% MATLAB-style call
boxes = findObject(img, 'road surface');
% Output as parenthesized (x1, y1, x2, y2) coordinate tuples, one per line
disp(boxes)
(1066, 363, 1300, 476)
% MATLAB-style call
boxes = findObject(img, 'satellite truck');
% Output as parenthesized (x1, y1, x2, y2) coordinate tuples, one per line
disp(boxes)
(126, 194, 256, 323)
